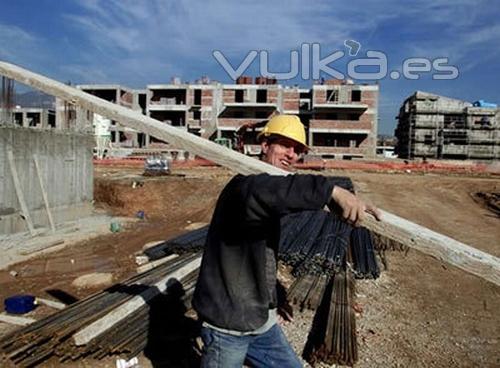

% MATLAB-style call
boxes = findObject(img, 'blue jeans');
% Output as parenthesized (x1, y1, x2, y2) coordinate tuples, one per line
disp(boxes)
(200, 324, 303, 368)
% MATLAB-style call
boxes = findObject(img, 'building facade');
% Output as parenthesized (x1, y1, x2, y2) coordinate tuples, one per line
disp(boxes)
(395, 91, 500, 160)
(73, 78, 378, 159)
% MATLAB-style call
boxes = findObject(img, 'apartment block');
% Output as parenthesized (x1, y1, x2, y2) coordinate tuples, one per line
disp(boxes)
(68, 78, 378, 159)
(217, 81, 281, 154)
(308, 80, 378, 158)
(148, 83, 217, 142)
(75, 85, 147, 146)
(395, 91, 500, 160)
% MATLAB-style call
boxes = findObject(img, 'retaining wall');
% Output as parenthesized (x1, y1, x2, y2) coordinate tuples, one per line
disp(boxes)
(0, 126, 94, 234)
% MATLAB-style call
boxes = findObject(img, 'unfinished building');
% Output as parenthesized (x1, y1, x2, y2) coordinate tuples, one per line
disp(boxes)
(395, 91, 500, 160)
(308, 80, 378, 159)
(77, 78, 378, 160)
(76, 85, 147, 148)
(217, 78, 299, 155)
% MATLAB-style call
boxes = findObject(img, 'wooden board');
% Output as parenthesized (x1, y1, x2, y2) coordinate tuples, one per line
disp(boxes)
(7, 149, 35, 235)
(33, 154, 56, 233)
(0, 313, 36, 326)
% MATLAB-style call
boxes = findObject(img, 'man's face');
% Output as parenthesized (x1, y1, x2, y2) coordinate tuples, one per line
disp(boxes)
(261, 136, 304, 170)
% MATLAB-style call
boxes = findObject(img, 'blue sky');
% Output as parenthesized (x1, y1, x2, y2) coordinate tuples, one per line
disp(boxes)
(1, 0, 499, 134)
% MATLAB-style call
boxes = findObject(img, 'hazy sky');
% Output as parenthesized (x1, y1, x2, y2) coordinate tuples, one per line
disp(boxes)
(1, 0, 499, 134)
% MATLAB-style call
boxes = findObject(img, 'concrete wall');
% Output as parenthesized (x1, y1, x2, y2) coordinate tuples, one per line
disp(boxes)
(0, 126, 94, 234)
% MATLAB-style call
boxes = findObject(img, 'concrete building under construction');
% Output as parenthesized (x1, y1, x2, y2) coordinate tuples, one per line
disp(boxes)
(395, 91, 500, 160)
(78, 78, 378, 159)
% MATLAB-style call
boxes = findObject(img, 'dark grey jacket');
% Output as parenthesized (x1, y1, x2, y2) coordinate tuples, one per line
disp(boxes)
(192, 173, 341, 331)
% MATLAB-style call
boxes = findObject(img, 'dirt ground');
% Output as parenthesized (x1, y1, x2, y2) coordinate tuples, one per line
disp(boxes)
(0, 165, 498, 367)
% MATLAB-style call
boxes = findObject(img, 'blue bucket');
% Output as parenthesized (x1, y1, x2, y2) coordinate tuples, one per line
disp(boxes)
(4, 295, 36, 314)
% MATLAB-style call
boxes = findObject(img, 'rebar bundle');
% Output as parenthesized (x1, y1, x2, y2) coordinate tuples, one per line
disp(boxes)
(279, 211, 350, 276)
(144, 226, 209, 260)
(286, 274, 329, 311)
(302, 269, 357, 366)
(351, 227, 380, 279)
(279, 211, 380, 279)
(0, 253, 200, 367)
(279, 210, 379, 367)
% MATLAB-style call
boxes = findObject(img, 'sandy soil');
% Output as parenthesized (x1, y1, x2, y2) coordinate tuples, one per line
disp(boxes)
(0, 166, 498, 367)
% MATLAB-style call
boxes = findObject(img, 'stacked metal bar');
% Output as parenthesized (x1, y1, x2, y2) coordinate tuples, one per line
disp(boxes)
(279, 211, 380, 280)
(351, 227, 380, 279)
(0, 253, 200, 367)
(144, 226, 209, 260)
(301, 269, 357, 366)
(286, 274, 329, 311)
(279, 211, 352, 276)
(280, 210, 379, 367)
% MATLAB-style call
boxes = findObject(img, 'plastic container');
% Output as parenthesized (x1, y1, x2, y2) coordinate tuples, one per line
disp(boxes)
(110, 221, 122, 233)
(4, 295, 36, 314)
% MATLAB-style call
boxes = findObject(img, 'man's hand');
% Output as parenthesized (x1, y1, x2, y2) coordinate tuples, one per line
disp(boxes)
(277, 305, 294, 326)
(332, 186, 382, 226)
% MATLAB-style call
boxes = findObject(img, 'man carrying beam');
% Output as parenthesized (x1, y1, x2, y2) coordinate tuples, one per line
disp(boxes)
(193, 115, 381, 367)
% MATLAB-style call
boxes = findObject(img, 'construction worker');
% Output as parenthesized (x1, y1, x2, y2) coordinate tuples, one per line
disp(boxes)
(193, 114, 380, 367)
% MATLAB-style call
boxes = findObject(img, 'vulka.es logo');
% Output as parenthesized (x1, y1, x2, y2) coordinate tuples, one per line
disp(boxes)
(213, 42, 459, 81)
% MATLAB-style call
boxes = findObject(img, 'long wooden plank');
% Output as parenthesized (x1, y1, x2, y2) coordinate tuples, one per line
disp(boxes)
(0, 313, 36, 326)
(0, 61, 499, 286)
(33, 154, 56, 233)
(35, 297, 66, 310)
(7, 149, 35, 235)
(73, 255, 201, 345)
(363, 212, 500, 286)
(136, 253, 179, 274)
(0, 62, 284, 176)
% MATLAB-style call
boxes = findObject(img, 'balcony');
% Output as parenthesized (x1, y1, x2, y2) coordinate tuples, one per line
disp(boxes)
(313, 103, 368, 110)
(309, 119, 372, 132)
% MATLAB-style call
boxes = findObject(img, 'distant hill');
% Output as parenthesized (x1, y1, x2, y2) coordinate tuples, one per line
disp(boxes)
(14, 91, 55, 108)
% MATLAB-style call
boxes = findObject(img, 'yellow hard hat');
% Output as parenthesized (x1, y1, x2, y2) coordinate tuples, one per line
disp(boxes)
(258, 115, 308, 150)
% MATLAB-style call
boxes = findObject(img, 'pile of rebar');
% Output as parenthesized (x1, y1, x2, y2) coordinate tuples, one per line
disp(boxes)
(279, 210, 380, 279)
(144, 226, 209, 260)
(302, 268, 357, 366)
(351, 227, 380, 279)
(286, 274, 329, 311)
(279, 209, 379, 367)
(0, 253, 200, 367)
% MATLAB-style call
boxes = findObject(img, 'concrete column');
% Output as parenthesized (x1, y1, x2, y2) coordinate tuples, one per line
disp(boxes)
(277, 87, 284, 114)
(55, 98, 66, 130)
(132, 132, 139, 147)
(22, 112, 28, 127)
(114, 125, 120, 143)
(41, 110, 48, 128)
(76, 107, 91, 131)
